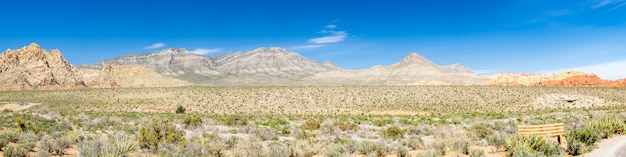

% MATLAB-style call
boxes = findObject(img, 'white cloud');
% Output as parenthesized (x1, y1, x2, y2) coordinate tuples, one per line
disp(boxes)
(144, 42, 165, 49)
(309, 31, 348, 44)
(325, 25, 337, 29)
(190, 48, 221, 55)
(292, 45, 327, 50)
(544, 60, 626, 80)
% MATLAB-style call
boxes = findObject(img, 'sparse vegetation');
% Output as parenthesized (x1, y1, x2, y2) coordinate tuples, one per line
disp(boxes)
(0, 86, 625, 156)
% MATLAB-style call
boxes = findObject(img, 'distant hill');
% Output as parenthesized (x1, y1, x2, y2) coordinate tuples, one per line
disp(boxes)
(83, 48, 483, 85)
(0, 43, 189, 90)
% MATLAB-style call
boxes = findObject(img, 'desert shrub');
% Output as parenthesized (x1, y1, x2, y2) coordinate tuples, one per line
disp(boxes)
(223, 115, 248, 126)
(183, 115, 202, 128)
(0, 130, 20, 145)
(565, 137, 587, 156)
(566, 127, 600, 146)
(469, 149, 485, 157)
(452, 139, 470, 155)
(16, 132, 37, 151)
(38, 136, 54, 154)
(382, 126, 405, 140)
(325, 143, 348, 157)
(486, 133, 505, 152)
(267, 142, 292, 157)
(138, 118, 184, 152)
(359, 141, 387, 156)
(52, 137, 71, 155)
(395, 145, 409, 157)
(206, 140, 226, 157)
(334, 120, 358, 131)
(2, 145, 29, 157)
(402, 136, 424, 150)
(470, 124, 492, 139)
(372, 118, 395, 127)
(418, 150, 442, 157)
(36, 150, 51, 157)
(432, 141, 447, 156)
(586, 114, 626, 138)
(175, 105, 185, 114)
(302, 119, 321, 130)
(78, 139, 102, 157)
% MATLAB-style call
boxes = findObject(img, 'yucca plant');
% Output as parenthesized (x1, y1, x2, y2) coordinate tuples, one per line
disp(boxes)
(101, 138, 137, 157)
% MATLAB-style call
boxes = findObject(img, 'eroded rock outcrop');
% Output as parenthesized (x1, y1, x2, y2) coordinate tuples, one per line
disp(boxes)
(486, 71, 626, 87)
(0, 43, 189, 90)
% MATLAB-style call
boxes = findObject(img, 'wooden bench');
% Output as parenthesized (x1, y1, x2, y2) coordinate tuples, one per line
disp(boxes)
(517, 123, 566, 145)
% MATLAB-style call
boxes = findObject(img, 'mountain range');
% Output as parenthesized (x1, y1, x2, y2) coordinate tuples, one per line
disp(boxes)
(1, 43, 624, 90)
(80, 47, 482, 85)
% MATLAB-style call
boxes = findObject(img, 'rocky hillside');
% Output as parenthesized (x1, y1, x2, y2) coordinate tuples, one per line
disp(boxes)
(213, 47, 340, 84)
(0, 43, 189, 90)
(81, 48, 220, 83)
(83, 47, 340, 84)
(485, 71, 626, 87)
(87, 49, 484, 85)
(308, 53, 485, 85)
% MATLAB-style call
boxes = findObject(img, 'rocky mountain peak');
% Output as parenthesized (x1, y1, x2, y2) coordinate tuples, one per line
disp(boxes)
(400, 53, 433, 64)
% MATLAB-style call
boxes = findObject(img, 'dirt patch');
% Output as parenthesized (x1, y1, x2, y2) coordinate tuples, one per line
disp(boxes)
(533, 94, 604, 109)
(0, 103, 23, 111)
(0, 103, 40, 111)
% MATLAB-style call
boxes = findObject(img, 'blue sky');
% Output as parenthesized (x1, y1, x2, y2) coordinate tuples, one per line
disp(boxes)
(1, 0, 626, 79)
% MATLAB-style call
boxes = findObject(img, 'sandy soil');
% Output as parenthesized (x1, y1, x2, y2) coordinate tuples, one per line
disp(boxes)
(585, 135, 626, 157)
(0, 103, 39, 111)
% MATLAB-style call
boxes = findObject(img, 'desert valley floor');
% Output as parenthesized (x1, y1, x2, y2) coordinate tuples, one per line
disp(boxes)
(1, 86, 626, 157)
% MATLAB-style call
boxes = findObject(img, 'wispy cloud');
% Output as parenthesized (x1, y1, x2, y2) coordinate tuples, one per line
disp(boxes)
(473, 69, 498, 75)
(190, 48, 220, 55)
(291, 45, 327, 50)
(590, 0, 626, 9)
(308, 25, 348, 44)
(144, 42, 165, 49)
(543, 60, 626, 80)
(309, 31, 348, 44)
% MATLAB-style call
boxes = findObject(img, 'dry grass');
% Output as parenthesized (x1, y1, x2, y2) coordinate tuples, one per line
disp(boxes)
(0, 86, 624, 115)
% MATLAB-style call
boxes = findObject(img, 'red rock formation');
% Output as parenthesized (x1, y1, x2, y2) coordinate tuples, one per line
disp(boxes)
(487, 71, 626, 87)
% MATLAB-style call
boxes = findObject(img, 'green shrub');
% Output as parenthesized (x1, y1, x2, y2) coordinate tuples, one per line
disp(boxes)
(138, 118, 184, 152)
(302, 119, 321, 130)
(183, 115, 202, 128)
(175, 105, 185, 114)
(372, 118, 395, 127)
(382, 126, 405, 140)
(567, 127, 600, 146)
(223, 115, 248, 126)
